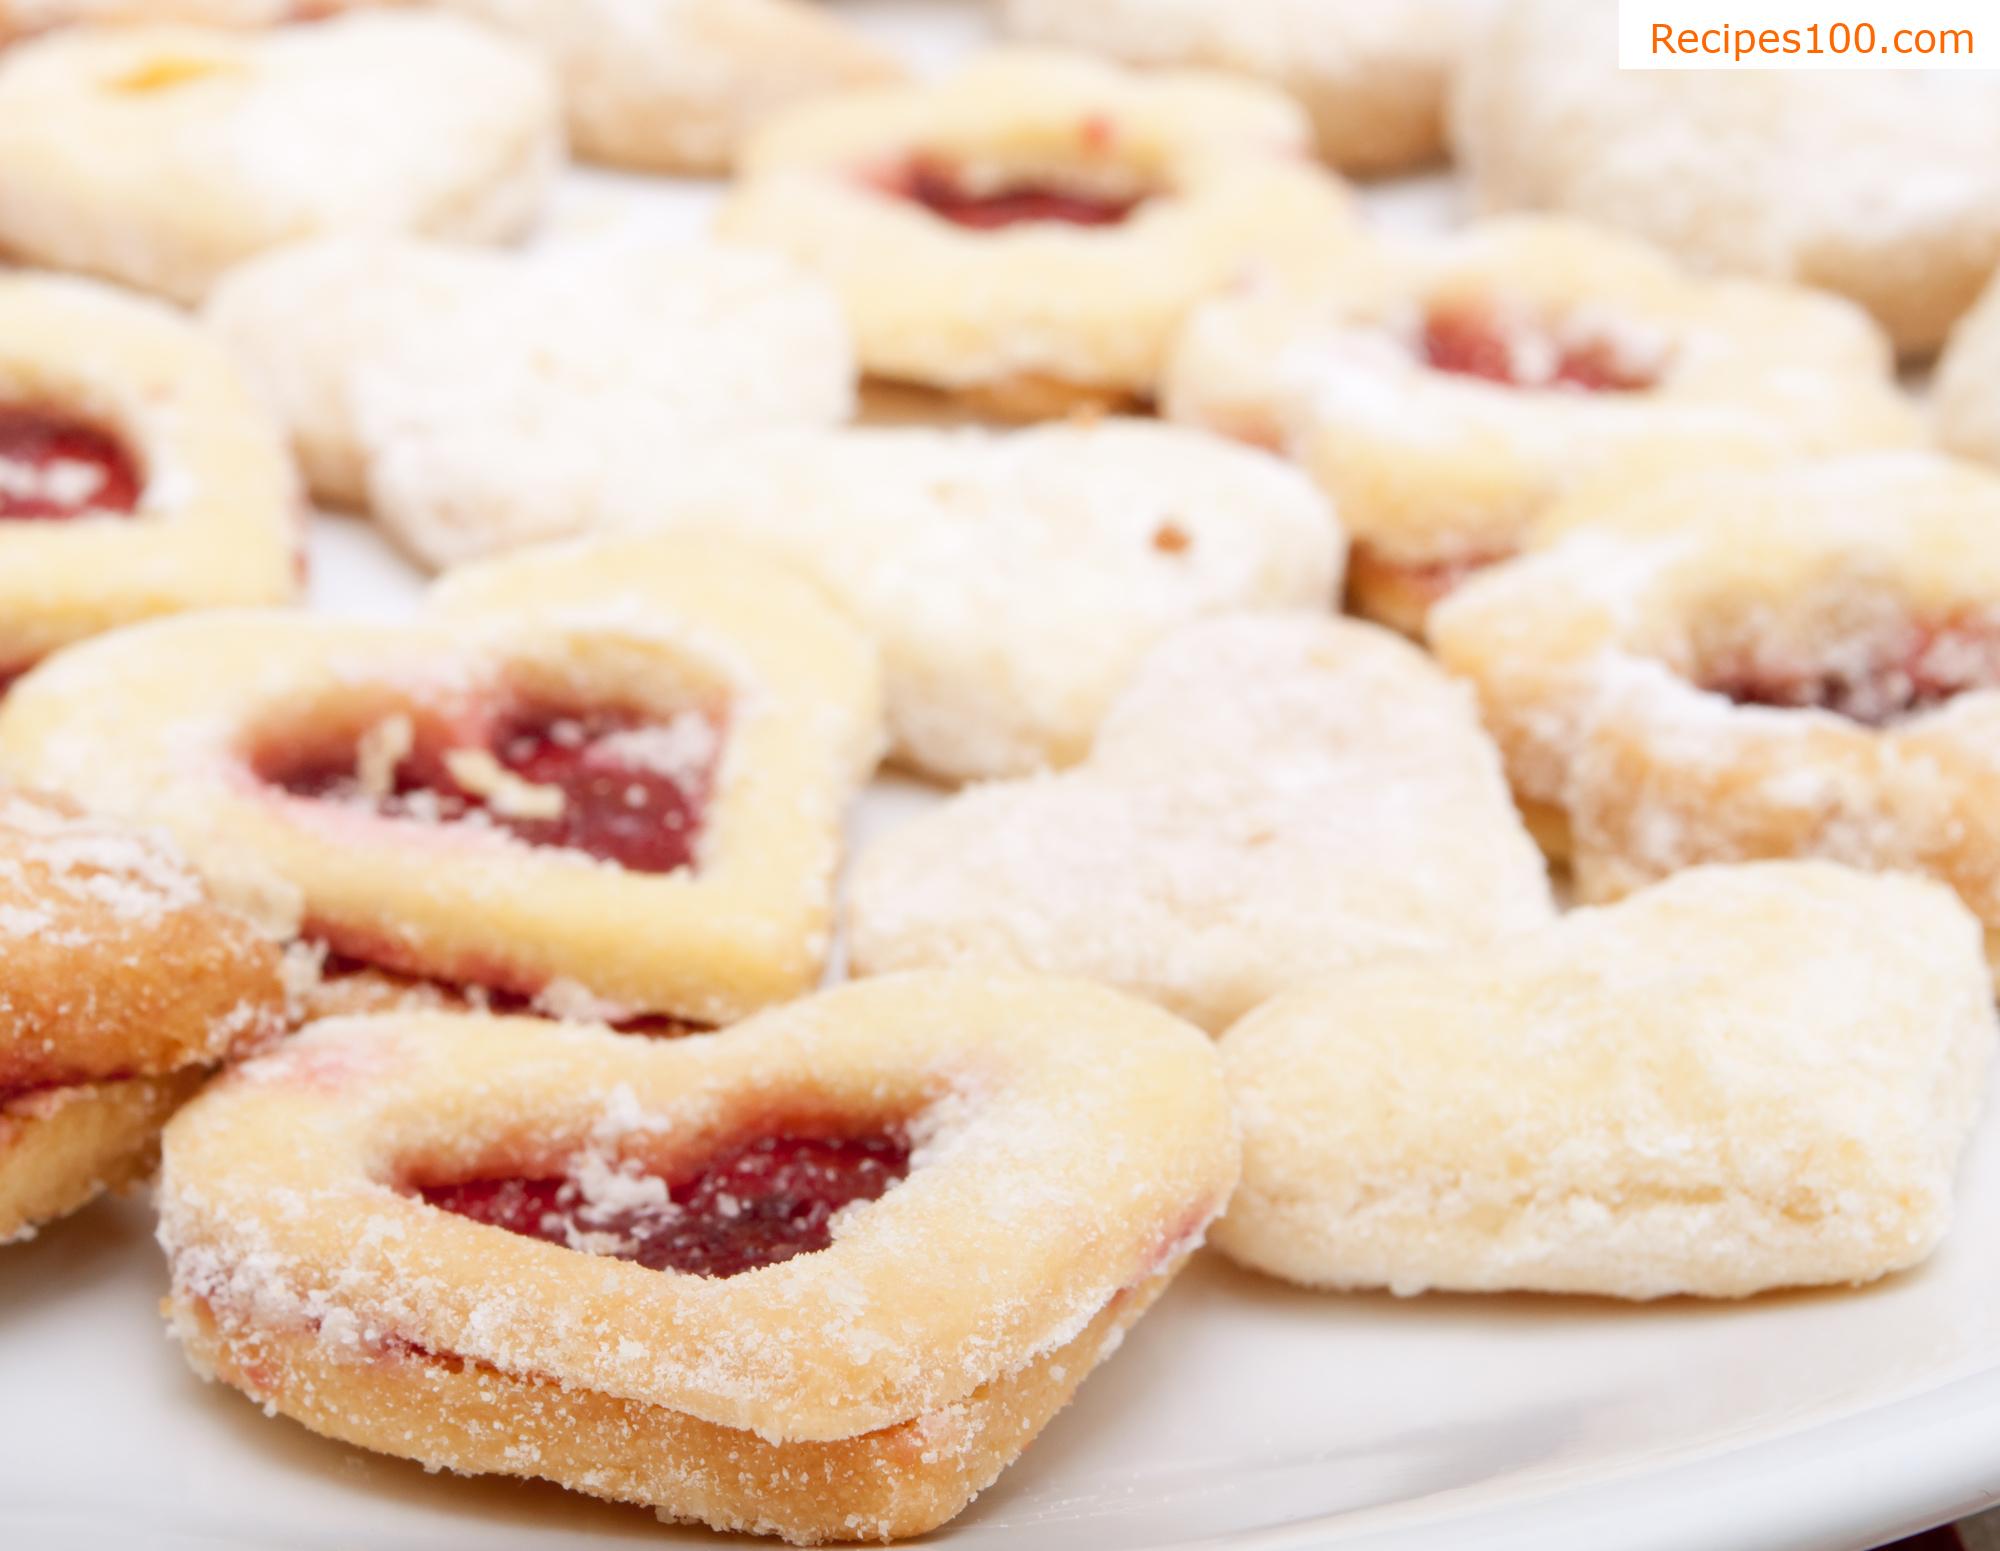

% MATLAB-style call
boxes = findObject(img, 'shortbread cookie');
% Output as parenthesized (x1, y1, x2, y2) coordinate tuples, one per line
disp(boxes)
(1220, 862, 1995, 1299)
(533, 421, 1342, 781)
(1165, 218, 1920, 635)
(0, 534, 883, 1025)
(438, 0, 900, 175)
(1936, 268, 2000, 470)
(1000, 0, 1491, 175)
(204, 234, 853, 551)
(849, 614, 1552, 1032)
(718, 48, 1355, 414)
(1, 788, 285, 1242)
(1431, 453, 2000, 968)
(160, 972, 1238, 1542)
(0, 13, 560, 303)
(0, 272, 297, 682)
(1451, 0, 2000, 355)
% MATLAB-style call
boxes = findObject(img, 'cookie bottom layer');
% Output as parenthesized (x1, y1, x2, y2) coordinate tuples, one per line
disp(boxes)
(1, 1071, 204, 1242)
(170, 1261, 1176, 1544)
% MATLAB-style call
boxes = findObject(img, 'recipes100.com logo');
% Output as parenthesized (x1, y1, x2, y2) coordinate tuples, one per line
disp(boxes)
(1617, 1, 1984, 67)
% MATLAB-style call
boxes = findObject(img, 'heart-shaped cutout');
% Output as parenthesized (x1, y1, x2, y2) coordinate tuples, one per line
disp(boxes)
(0, 533, 882, 1026)
(0, 273, 296, 685)
(159, 970, 1237, 1540)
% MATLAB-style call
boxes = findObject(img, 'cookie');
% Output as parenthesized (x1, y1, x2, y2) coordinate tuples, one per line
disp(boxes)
(0, 534, 884, 1025)
(159, 972, 1237, 1541)
(438, 0, 901, 174)
(1165, 218, 1920, 634)
(1000, 0, 1493, 175)
(1431, 452, 2000, 977)
(203, 233, 854, 559)
(0, 271, 297, 682)
(848, 613, 1553, 1032)
(0, 12, 560, 302)
(553, 421, 1343, 781)
(1451, 0, 2000, 355)
(1219, 863, 1994, 1298)
(718, 48, 1354, 415)
(0, 788, 285, 1242)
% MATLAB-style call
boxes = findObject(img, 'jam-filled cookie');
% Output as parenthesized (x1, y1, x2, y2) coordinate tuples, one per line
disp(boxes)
(1, 788, 285, 1243)
(575, 421, 1342, 781)
(204, 234, 853, 562)
(1165, 218, 1920, 635)
(0, 12, 560, 303)
(0, 534, 883, 1026)
(1431, 453, 2000, 968)
(1452, 0, 2000, 356)
(717, 48, 1354, 418)
(848, 614, 1552, 1033)
(0, 272, 297, 685)
(1000, 0, 1492, 176)
(437, 0, 901, 175)
(159, 972, 1238, 1542)
(1220, 863, 1994, 1299)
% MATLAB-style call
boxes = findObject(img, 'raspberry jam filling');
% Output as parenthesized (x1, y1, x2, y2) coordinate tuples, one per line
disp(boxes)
(1419, 307, 1658, 393)
(890, 156, 1146, 230)
(417, 1130, 912, 1278)
(0, 405, 142, 520)
(257, 704, 719, 875)
(1700, 616, 2000, 726)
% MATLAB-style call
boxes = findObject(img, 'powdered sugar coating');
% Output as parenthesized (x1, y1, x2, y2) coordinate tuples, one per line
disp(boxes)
(718, 48, 1355, 403)
(848, 613, 1553, 1032)
(1451, 0, 2000, 354)
(204, 233, 855, 563)
(0, 534, 883, 1024)
(0, 787, 285, 1097)
(1431, 453, 2000, 968)
(1165, 216, 1918, 634)
(560, 420, 1341, 781)
(1219, 862, 1995, 1298)
(1001, 0, 1495, 175)
(0, 13, 560, 304)
(156, 973, 1235, 1533)
(0, 786, 285, 1241)
(437, 0, 902, 175)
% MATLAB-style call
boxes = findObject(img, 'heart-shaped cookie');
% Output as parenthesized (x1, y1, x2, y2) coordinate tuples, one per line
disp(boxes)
(204, 233, 855, 565)
(848, 612, 1553, 1032)
(0, 533, 883, 1026)
(0, 787, 285, 1243)
(0, 272, 297, 684)
(0, 12, 559, 301)
(1219, 862, 1996, 1298)
(573, 421, 1343, 782)
(159, 971, 1238, 1541)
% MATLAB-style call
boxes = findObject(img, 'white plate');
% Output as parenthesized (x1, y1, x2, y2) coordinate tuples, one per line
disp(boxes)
(4, 5, 1997, 1549)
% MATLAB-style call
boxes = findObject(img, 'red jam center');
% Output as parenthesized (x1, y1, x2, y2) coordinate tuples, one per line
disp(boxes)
(260, 706, 717, 875)
(418, 1131, 911, 1278)
(894, 157, 1144, 230)
(1420, 308, 1656, 393)
(1701, 617, 2000, 726)
(0, 405, 142, 520)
